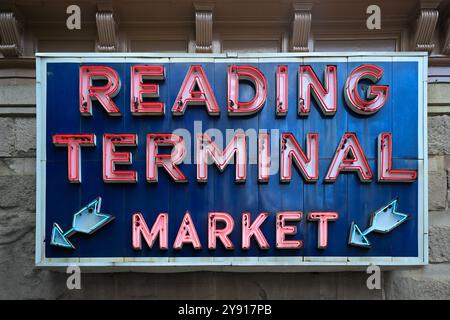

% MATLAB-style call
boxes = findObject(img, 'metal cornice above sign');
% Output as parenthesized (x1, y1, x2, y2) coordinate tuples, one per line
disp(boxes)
(35, 52, 428, 271)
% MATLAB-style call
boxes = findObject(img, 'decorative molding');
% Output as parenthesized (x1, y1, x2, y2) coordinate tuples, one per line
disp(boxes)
(429, 55, 450, 66)
(0, 11, 23, 57)
(194, 3, 214, 53)
(291, 2, 313, 52)
(96, 11, 118, 52)
(428, 106, 450, 114)
(442, 18, 450, 55)
(0, 106, 36, 116)
(411, 2, 439, 52)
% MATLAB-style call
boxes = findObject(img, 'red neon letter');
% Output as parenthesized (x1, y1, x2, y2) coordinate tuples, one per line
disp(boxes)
(378, 133, 417, 182)
(103, 133, 137, 183)
(172, 65, 219, 116)
(307, 212, 338, 249)
(258, 132, 270, 182)
(299, 65, 337, 116)
(132, 212, 168, 250)
(79, 65, 121, 116)
(280, 133, 319, 182)
(131, 65, 165, 115)
(208, 212, 234, 250)
(146, 134, 187, 183)
(242, 212, 270, 250)
(53, 134, 96, 183)
(276, 65, 288, 116)
(345, 64, 389, 115)
(325, 132, 372, 182)
(173, 211, 202, 250)
(197, 133, 247, 183)
(228, 65, 267, 116)
(276, 211, 303, 249)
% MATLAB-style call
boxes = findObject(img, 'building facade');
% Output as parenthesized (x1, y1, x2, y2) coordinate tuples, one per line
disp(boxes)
(0, 0, 450, 299)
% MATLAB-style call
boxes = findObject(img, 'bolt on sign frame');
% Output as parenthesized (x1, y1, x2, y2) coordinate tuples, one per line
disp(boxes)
(35, 52, 428, 271)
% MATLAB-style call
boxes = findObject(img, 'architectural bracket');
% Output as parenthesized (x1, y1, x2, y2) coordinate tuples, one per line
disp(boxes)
(194, 3, 214, 53)
(440, 1, 450, 55)
(96, 8, 118, 52)
(0, 11, 23, 57)
(291, 2, 313, 52)
(411, 1, 440, 52)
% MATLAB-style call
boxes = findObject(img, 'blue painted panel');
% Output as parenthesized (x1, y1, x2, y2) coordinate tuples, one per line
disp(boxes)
(257, 62, 305, 257)
(46, 63, 81, 163)
(347, 61, 393, 160)
(211, 62, 261, 256)
(123, 63, 171, 162)
(302, 62, 348, 159)
(77, 63, 126, 162)
(346, 159, 418, 257)
(388, 159, 419, 257)
(43, 59, 421, 260)
(392, 62, 419, 159)
(303, 160, 348, 256)
(46, 161, 126, 257)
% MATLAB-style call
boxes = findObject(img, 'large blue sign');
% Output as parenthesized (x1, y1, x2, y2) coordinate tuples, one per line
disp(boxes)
(36, 53, 427, 269)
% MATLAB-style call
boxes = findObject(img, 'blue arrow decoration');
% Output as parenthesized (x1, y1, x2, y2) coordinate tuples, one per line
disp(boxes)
(50, 197, 114, 249)
(348, 198, 408, 248)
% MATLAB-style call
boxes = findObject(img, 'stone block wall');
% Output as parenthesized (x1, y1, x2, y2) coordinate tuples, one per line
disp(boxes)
(383, 87, 450, 299)
(0, 74, 449, 299)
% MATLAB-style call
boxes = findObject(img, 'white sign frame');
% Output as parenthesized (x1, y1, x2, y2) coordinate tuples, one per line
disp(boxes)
(35, 52, 428, 271)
